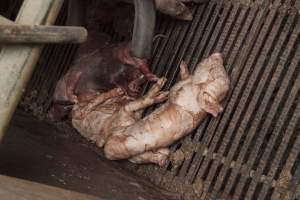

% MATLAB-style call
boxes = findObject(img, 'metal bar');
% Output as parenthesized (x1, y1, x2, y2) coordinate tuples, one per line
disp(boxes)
(244, 15, 300, 199)
(155, 2, 220, 187)
(165, 0, 222, 173)
(162, 0, 222, 182)
(0, 24, 87, 44)
(164, 4, 207, 90)
(163, 7, 197, 82)
(141, 19, 174, 96)
(44, 45, 78, 110)
(155, 19, 186, 78)
(257, 33, 300, 200)
(233, 9, 299, 200)
(201, 6, 276, 199)
(181, 1, 217, 67)
(186, 4, 259, 183)
(0, 0, 64, 140)
(212, 8, 286, 199)
(200, 5, 271, 199)
(202, 3, 232, 57)
(154, 2, 218, 187)
(189, 0, 225, 70)
(154, 6, 201, 184)
(189, 3, 265, 186)
(178, 2, 235, 179)
(270, 102, 300, 199)
(29, 5, 68, 94)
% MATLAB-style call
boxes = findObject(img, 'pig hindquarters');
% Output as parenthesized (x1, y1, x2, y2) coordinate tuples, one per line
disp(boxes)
(71, 79, 170, 166)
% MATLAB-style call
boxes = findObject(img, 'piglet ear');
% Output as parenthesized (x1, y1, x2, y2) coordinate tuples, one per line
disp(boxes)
(198, 91, 223, 117)
(179, 61, 190, 80)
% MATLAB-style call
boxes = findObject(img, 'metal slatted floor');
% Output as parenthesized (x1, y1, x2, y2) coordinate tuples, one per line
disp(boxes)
(138, 1, 300, 199)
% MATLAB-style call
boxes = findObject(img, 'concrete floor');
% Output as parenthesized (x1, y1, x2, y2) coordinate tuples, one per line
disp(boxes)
(0, 111, 179, 200)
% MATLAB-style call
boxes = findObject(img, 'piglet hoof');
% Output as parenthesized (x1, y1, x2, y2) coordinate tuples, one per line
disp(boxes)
(145, 73, 159, 82)
(146, 77, 167, 98)
(149, 77, 167, 92)
(156, 149, 170, 167)
(46, 105, 71, 122)
(121, 85, 139, 97)
(158, 158, 168, 167)
(46, 110, 58, 123)
(156, 77, 167, 86)
(153, 91, 169, 103)
(96, 139, 105, 148)
(72, 95, 79, 103)
(176, 8, 193, 21)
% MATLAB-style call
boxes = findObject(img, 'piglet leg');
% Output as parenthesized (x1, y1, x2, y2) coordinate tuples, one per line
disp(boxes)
(132, 58, 158, 81)
(118, 44, 158, 81)
(129, 148, 170, 166)
(72, 88, 124, 120)
(124, 78, 168, 112)
(65, 70, 83, 102)
(48, 71, 83, 122)
(179, 61, 191, 80)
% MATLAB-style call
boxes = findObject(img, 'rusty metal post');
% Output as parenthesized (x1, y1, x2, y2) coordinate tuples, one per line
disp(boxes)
(0, 0, 64, 140)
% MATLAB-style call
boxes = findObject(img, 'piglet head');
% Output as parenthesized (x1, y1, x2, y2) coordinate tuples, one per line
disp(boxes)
(116, 43, 158, 81)
(124, 66, 145, 97)
(112, 64, 145, 97)
(193, 53, 230, 117)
